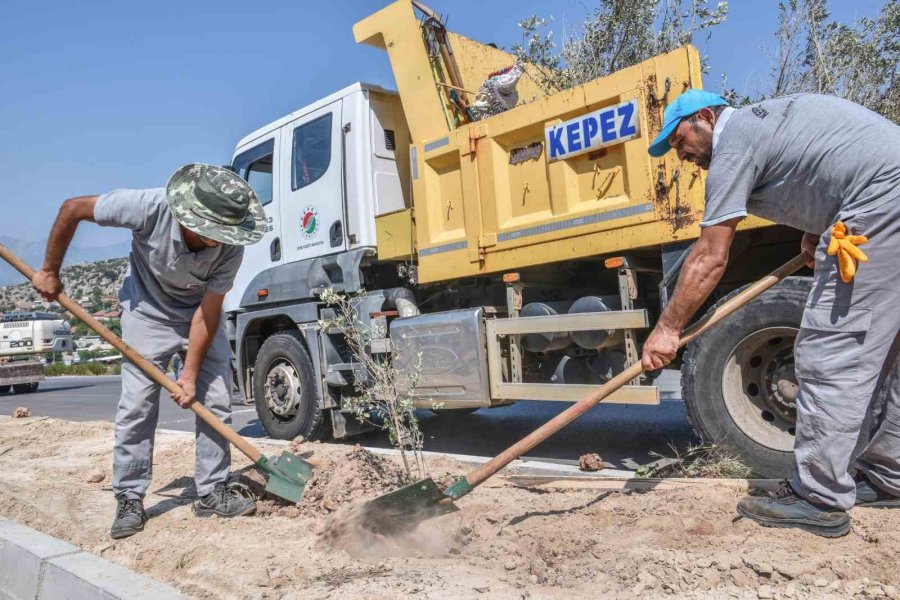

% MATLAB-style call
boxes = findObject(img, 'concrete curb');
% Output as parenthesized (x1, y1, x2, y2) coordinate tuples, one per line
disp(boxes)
(0, 518, 180, 600)
(157, 427, 637, 478)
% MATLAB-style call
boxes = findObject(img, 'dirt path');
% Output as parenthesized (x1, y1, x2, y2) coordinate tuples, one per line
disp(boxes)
(1, 416, 898, 599)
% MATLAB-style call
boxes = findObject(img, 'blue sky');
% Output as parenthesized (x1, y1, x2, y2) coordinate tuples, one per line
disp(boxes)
(0, 0, 883, 247)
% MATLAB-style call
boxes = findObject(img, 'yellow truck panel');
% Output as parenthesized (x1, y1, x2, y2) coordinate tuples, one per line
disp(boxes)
(358, 2, 772, 284)
(409, 47, 703, 283)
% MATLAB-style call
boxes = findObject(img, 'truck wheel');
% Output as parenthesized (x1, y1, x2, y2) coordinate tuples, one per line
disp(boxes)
(13, 382, 39, 394)
(253, 331, 326, 441)
(681, 277, 812, 477)
(0, 385, 10, 394)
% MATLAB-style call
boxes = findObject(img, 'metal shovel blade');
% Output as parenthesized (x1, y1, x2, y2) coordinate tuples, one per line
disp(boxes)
(255, 451, 315, 504)
(359, 478, 458, 534)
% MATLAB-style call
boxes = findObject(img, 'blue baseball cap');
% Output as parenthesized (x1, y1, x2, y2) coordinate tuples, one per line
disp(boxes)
(647, 89, 728, 157)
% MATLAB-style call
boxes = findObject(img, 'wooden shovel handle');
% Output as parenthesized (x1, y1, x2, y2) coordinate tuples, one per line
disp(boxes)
(0, 244, 262, 463)
(463, 254, 809, 490)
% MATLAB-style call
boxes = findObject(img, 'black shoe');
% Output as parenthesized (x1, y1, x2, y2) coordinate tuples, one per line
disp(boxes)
(855, 474, 900, 508)
(193, 481, 257, 518)
(111, 496, 147, 539)
(737, 484, 850, 538)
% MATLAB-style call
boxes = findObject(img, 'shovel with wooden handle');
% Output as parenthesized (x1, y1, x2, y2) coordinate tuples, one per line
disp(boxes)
(0, 244, 313, 504)
(359, 254, 809, 534)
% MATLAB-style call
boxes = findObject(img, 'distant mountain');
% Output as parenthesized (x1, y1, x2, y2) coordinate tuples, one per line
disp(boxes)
(0, 236, 130, 286)
(0, 257, 128, 312)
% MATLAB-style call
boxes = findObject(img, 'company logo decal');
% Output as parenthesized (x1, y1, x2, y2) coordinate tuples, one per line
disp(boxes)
(301, 206, 319, 239)
(545, 98, 640, 162)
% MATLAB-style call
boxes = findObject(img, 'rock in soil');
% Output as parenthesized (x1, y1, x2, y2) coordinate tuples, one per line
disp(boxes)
(12, 407, 31, 418)
(86, 471, 106, 484)
(579, 453, 604, 472)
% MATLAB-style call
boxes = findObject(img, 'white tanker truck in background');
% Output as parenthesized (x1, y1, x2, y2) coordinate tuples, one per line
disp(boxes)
(0, 312, 73, 394)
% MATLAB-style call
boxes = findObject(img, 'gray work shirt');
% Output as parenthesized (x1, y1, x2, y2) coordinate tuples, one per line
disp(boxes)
(94, 188, 244, 323)
(701, 94, 900, 233)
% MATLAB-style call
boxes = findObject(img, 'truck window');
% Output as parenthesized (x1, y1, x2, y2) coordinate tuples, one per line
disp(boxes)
(291, 113, 332, 191)
(232, 139, 275, 206)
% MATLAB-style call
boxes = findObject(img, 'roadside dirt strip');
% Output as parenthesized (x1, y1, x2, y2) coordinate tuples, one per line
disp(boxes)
(1, 416, 898, 600)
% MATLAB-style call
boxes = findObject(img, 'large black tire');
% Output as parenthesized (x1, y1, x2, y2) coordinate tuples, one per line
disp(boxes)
(253, 331, 327, 441)
(13, 382, 39, 394)
(681, 277, 812, 477)
(0, 385, 11, 394)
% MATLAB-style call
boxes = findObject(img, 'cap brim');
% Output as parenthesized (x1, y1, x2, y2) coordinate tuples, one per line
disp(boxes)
(648, 118, 681, 157)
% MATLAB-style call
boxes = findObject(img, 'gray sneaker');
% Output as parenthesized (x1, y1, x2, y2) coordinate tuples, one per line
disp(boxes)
(193, 481, 257, 518)
(855, 475, 900, 508)
(111, 496, 147, 539)
(737, 484, 850, 538)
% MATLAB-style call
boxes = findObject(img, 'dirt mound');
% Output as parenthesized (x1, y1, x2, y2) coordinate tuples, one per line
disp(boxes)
(243, 443, 408, 518)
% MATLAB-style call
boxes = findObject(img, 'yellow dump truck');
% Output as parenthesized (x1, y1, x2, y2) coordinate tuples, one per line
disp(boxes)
(223, 0, 807, 477)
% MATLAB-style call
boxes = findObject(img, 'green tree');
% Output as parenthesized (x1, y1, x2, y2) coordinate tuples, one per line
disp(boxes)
(512, 0, 728, 92)
(513, 0, 898, 123)
(762, 0, 899, 121)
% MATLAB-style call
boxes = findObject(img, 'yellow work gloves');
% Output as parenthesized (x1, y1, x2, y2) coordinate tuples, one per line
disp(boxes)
(827, 221, 868, 283)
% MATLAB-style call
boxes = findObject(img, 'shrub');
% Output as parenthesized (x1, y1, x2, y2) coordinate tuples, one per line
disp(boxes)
(44, 363, 116, 376)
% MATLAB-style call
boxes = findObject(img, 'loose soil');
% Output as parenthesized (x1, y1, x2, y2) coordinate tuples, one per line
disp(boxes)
(2, 417, 899, 600)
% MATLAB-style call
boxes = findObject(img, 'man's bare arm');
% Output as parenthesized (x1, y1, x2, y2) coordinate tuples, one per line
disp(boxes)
(659, 219, 739, 333)
(33, 196, 98, 301)
(172, 290, 225, 408)
(641, 218, 740, 370)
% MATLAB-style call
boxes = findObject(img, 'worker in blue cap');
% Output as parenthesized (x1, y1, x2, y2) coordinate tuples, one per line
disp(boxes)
(642, 89, 900, 537)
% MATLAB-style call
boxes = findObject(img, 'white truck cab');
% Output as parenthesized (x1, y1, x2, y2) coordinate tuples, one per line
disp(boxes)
(224, 83, 410, 314)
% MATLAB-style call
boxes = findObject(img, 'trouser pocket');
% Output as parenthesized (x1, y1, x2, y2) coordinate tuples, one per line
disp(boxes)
(795, 305, 872, 383)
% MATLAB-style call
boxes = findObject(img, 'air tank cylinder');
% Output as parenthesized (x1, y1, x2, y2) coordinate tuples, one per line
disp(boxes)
(540, 354, 591, 385)
(568, 296, 622, 350)
(519, 302, 572, 353)
(587, 349, 627, 383)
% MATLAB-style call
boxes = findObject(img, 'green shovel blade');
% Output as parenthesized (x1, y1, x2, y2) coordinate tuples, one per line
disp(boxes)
(254, 451, 314, 504)
(360, 478, 458, 534)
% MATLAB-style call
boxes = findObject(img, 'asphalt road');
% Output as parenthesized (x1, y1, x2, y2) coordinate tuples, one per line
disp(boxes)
(0, 372, 696, 469)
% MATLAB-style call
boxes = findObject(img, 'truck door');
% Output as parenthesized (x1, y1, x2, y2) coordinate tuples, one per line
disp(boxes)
(279, 100, 346, 264)
(224, 132, 281, 312)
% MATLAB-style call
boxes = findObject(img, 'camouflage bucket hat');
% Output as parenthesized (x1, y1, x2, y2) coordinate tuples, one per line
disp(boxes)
(166, 163, 266, 246)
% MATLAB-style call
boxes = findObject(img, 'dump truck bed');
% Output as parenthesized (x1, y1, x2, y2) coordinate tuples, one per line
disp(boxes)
(356, 2, 770, 284)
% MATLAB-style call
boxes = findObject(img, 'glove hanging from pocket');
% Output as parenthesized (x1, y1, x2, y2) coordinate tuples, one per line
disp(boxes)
(827, 221, 868, 283)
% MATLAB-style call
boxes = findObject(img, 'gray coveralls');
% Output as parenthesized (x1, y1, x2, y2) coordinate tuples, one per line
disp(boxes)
(93, 188, 244, 500)
(702, 94, 900, 509)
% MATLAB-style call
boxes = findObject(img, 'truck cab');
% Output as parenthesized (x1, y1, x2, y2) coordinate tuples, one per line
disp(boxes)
(224, 83, 410, 316)
(0, 311, 74, 394)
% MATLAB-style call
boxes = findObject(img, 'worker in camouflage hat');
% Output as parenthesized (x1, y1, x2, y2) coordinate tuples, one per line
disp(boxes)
(32, 163, 265, 540)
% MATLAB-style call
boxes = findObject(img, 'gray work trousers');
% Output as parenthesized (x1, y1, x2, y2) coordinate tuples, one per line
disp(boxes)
(791, 198, 900, 509)
(112, 310, 232, 500)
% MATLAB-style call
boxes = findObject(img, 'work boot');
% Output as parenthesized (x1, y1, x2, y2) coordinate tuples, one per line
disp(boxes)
(855, 474, 900, 508)
(193, 481, 257, 518)
(111, 496, 147, 539)
(736, 484, 850, 538)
